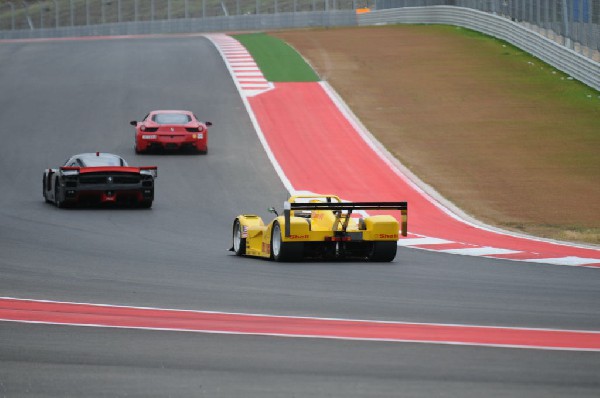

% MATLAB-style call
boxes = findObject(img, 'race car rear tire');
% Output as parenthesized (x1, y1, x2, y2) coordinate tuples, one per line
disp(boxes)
(42, 175, 51, 203)
(271, 221, 303, 262)
(54, 181, 64, 208)
(232, 219, 246, 256)
(138, 200, 152, 209)
(367, 241, 397, 262)
(134, 137, 144, 154)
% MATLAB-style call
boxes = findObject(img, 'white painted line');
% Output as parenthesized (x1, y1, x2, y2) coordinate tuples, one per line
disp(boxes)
(522, 256, 600, 266)
(235, 72, 265, 77)
(239, 81, 269, 84)
(439, 247, 522, 256)
(244, 90, 270, 97)
(241, 84, 271, 87)
(241, 87, 271, 91)
(232, 67, 262, 72)
(397, 237, 454, 246)
(238, 78, 268, 82)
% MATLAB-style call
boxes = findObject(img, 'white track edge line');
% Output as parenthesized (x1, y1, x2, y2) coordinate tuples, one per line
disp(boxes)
(1, 319, 598, 352)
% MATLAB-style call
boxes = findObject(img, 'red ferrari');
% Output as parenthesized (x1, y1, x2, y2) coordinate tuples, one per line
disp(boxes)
(131, 110, 212, 154)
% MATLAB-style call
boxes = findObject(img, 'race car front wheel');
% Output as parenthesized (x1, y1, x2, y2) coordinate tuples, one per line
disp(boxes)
(271, 222, 303, 262)
(367, 241, 397, 262)
(232, 219, 246, 256)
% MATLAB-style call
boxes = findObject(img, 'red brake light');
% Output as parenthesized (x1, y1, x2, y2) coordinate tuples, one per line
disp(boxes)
(325, 236, 351, 242)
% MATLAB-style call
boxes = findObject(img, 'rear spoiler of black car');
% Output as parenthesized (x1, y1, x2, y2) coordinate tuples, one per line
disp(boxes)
(283, 201, 408, 238)
(59, 166, 158, 178)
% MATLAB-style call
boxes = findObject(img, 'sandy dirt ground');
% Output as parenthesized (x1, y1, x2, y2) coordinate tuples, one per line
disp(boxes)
(271, 25, 600, 245)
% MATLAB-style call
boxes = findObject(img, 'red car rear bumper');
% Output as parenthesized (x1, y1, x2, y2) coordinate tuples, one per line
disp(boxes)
(137, 135, 207, 152)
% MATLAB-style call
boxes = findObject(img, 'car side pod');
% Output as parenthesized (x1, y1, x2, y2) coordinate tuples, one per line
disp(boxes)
(230, 215, 266, 257)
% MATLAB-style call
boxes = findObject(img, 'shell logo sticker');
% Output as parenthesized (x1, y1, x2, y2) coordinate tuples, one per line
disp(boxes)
(288, 234, 309, 239)
(377, 234, 398, 239)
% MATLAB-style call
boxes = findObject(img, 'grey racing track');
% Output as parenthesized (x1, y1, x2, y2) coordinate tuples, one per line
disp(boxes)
(0, 35, 598, 397)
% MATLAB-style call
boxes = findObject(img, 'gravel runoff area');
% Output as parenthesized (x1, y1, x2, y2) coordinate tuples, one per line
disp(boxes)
(271, 25, 600, 245)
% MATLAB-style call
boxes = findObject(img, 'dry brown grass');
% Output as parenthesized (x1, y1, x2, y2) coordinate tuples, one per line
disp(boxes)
(271, 25, 600, 245)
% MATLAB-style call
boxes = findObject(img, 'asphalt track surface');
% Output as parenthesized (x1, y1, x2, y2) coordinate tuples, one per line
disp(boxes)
(0, 35, 599, 397)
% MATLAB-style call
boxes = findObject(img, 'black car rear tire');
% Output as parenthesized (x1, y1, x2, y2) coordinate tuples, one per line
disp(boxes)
(138, 200, 152, 209)
(367, 241, 397, 262)
(54, 182, 64, 208)
(42, 175, 51, 203)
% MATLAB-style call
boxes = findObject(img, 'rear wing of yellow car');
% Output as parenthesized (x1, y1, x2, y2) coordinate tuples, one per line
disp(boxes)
(283, 201, 408, 238)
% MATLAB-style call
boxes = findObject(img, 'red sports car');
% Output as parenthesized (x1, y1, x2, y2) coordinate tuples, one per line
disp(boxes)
(131, 110, 212, 154)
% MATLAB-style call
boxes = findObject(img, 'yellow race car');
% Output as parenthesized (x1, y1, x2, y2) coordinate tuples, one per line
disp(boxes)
(230, 194, 408, 262)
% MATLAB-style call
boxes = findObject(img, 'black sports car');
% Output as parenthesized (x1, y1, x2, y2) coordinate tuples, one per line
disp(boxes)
(43, 152, 157, 208)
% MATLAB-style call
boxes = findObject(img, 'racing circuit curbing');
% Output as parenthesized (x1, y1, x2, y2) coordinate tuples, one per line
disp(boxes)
(2, 297, 599, 351)
(206, 33, 600, 269)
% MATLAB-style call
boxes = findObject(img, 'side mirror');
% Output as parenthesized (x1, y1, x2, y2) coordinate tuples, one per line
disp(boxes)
(130, 121, 137, 126)
(268, 207, 278, 216)
(205, 122, 213, 127)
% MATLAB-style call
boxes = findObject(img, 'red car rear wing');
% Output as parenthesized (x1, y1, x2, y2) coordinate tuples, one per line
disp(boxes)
(283, 201, 408, 238)
(60, 166, 157, 178)
(139, 166, 158, 178)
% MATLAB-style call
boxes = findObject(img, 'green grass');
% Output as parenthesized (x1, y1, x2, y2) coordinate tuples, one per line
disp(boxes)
(448, 25, 599, 96)
(233, 32, 319, 82)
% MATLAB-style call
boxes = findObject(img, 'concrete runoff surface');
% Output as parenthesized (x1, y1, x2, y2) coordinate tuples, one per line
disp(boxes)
(0, 35, 599, 397)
